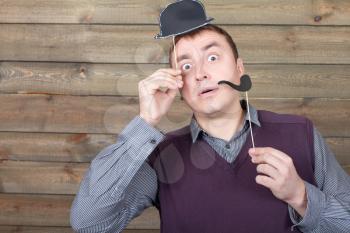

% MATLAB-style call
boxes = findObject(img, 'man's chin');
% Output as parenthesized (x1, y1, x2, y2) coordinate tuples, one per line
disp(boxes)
(190, 99, 241, 119)
(192, 105, 226, 118)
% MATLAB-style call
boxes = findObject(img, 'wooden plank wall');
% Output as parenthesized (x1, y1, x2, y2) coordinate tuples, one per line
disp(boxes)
(0, 0, 349, 232)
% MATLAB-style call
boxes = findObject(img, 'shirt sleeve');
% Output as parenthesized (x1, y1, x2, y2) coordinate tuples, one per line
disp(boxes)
(70, 115, 164, 233)
(288, 127, 350, 233)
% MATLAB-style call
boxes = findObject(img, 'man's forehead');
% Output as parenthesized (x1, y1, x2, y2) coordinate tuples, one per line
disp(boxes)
(175, 31, 226, 61)
(177, 30, 226, 49)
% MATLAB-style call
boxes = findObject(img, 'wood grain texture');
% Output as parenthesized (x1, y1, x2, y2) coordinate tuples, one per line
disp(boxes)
(1, 62, 350, 98)
(0, 0, 349, 25)
(0, 132, 348, 164)
(1, 25, 350, 64)
(0, 194, 160, 228)
(0, 0, 349, 231)
(344, 166, 350, 175)
(0, 94, 192, 134)
(326, 138, 350, 166)
(0, 94, 349, 137)
(0, 226, 160, 233)
(0, 194, 71, 226)
(0, 226, 75, 233)
(0, 132, 114, 162)
(0, 161, 86, 194)
(1, 160, 349, 195)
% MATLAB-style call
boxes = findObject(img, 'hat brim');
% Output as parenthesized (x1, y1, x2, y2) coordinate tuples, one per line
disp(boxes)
(154, 17, 214, 39)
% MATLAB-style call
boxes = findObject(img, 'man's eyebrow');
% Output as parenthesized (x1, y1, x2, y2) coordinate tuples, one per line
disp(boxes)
(201, 41, 221, 51)
(176, 42, 221, 63)
(177, 54, 191, 63)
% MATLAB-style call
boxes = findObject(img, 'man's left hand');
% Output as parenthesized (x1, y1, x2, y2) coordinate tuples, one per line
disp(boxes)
(248, 147, 307, 217)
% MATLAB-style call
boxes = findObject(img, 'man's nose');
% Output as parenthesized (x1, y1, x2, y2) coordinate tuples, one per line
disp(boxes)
(195, 63, 209, 81)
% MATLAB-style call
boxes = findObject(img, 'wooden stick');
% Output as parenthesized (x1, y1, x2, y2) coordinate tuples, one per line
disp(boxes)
(173, 35, 184, 99)
(173, 36, 178, 69)
(246, 91, 255, 148)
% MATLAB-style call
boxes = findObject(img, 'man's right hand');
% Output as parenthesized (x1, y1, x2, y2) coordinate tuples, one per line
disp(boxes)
(139, 69, 183, 127)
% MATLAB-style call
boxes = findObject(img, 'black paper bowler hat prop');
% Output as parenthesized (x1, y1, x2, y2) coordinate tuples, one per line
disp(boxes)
(155, 0, 214, 39)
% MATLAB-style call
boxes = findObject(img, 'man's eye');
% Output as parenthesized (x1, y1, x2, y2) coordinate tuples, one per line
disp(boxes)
(182, 63, 192, 71)
(208, 55, 218, 62)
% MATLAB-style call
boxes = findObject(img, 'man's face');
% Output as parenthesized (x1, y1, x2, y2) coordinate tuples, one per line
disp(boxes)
(172, 30, 245, 117)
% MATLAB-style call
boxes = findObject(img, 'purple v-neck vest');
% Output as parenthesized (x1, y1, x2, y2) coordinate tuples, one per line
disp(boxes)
(148, 110, 317, 233)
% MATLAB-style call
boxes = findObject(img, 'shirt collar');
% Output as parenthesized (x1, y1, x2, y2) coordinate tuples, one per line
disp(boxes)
(190, 99, 261, 143)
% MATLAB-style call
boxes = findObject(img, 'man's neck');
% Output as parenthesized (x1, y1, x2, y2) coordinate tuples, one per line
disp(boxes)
(194, 102, 245, 142)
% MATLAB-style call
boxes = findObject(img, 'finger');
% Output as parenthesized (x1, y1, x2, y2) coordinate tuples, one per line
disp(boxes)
(156, 70, 183, 81)
(266, 147, 292, 164)
(140, 78, 176, 92)
(249, 147, 289, 162)
(157, 68, 182, 77)
(149, 75, 183, 88)
(256, 175, 275, 189)
(151, 79, 179, 90)
(256, 163, 279, 180)
(251, 151, 283, 171)
(150, 73, 183, 86)
(165, 87, 178, 98)
(249, 147, 274, 157)
(249, 147, 285, 163)
(152, 70, 182, 83)
(143, 79, 179, 95)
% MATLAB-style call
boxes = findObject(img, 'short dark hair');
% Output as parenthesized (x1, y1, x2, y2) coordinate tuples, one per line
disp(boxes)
(169, 24, 239, 66)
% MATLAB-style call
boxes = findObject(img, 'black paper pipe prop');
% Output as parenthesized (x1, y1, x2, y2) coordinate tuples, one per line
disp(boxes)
(218, 74, 252, 92)
(218, 74, 255, 148)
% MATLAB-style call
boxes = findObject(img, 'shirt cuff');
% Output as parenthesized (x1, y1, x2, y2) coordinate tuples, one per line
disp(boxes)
(288, 181, 326, 232)
(119, 115, 165, 153)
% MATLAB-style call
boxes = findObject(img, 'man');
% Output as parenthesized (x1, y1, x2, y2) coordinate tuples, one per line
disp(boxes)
(70, 3, 350, 233)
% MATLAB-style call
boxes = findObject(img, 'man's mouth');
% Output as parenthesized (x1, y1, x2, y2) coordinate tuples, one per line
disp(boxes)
(199, 87, 219, 97)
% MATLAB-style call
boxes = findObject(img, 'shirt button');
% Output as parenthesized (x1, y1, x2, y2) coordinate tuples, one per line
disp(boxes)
(225, 144, 231, 149)
(150, 139, 157, 144)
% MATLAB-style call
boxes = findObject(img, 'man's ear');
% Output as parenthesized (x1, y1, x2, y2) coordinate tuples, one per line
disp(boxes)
(236, 58, 245, 76)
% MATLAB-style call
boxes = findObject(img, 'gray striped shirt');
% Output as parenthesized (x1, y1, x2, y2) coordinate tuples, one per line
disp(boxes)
(71, 102, 350, 233)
